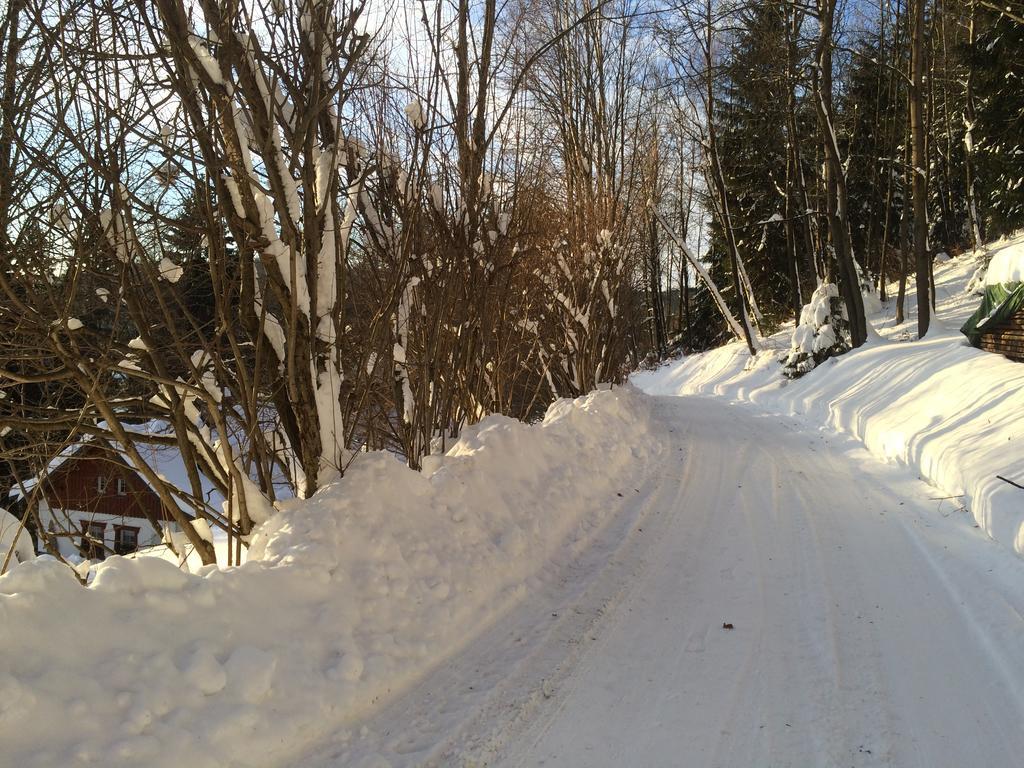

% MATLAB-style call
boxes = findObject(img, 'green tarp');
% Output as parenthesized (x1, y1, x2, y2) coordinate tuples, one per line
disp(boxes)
(961, 282, 1024, 346)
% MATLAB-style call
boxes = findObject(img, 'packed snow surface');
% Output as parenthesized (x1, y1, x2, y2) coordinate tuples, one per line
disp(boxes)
(636, 234, 1024, 556)
(489, 397, 1024, 767)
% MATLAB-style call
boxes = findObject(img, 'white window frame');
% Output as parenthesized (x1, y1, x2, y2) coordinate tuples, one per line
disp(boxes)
(96, 476, 108, 493)
(116, 477, 127, 496)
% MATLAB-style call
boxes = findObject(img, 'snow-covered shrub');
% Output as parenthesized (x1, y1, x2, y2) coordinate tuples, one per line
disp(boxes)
(782, 283, 850, 378)
(966, 255, 993, 294)
(529, 229, 628, 397)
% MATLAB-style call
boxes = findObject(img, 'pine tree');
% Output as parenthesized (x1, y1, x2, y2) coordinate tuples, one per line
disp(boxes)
(842, 33, 908, 285)
(713, 2, 794, 329)
(972, 8, 1024, 235)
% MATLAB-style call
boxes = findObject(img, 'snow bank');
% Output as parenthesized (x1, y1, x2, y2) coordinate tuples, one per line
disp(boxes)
(0, 387, 660, 768)
(635, 237, 1024, 557)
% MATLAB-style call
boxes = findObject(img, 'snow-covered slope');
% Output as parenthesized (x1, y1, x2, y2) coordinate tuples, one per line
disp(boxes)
(0, 387, 662, 768)
(634, 234, 1024, 555)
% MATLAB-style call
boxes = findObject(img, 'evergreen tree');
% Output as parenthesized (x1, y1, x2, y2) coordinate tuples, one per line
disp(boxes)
(841, 32, 908, 283)
(713, 2, 793, 329)
(972, 9, 1024, 235)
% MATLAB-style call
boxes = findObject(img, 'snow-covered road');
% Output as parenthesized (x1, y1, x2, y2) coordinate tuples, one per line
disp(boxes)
(490, 395, 1024, 768)
(294, 392, 1024, 768)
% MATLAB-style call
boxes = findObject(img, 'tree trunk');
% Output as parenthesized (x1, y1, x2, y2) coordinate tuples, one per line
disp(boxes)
(897, 136, 912, 325)
(910, 0, 930, 337)
(653, 207, 751, 350)
(814, 0, 868, 347)
(963, 1, 984, 250)
(683, 258, 691, 349)
(649, 213, 667, 354)
(784, 7, 819, 290)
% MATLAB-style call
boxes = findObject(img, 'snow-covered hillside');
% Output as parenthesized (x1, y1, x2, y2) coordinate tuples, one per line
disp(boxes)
(0, 389, 662, 768)
(635, 234, 1024, 555)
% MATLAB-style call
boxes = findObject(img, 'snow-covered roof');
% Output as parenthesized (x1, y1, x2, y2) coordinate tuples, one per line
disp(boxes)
(9, 428, 224, 515)
(134, 440, 225, 513)
(7, 441, 90, 500)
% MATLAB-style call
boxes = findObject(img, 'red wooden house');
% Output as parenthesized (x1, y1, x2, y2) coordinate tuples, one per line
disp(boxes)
(34, 441, 180, 559)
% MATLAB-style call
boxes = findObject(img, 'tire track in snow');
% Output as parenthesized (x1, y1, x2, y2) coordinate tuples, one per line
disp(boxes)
(299, 398, 690, 767)
(492, 396, 1024, 768)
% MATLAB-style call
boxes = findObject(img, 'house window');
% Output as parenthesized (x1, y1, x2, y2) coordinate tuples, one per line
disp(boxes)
(96, 476, 108, 493)
(116, 478, 127, 496)
(113, 525, 139, 555)
(81, 521, 106, 560)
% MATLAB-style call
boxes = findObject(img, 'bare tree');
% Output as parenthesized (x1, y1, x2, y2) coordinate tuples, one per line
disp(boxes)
(813, 0, 868, 347)
(909, 0, 931, 335)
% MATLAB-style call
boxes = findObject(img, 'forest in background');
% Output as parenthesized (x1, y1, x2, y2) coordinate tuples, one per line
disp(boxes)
(0, 0, 1021, 566)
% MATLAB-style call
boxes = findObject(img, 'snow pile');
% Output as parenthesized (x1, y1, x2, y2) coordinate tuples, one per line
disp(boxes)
(0, 386, 660, 768)
(983, 236, 1024, 286)
(635, 235, 1024, 556)
(782, 283, 848, 378)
